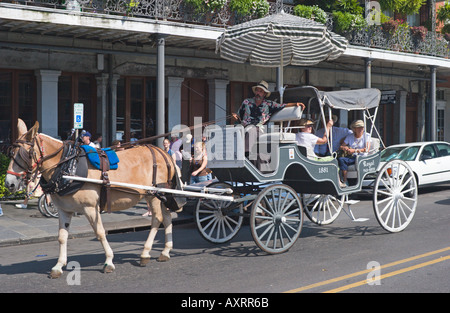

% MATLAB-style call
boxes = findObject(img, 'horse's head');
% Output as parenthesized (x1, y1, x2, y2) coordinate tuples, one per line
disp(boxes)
(5, 119, 42, 193)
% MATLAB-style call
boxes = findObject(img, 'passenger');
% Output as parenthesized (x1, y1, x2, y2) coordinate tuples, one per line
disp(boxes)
(190, 141, 210, 184)
(231, 80, 304, 160)
(314, 115, 353, 156)
(295, 118, 334, 161)
(81, 131, 96, 148)
(111, 140, 124, 151)
(163, 138, 176, 164)
(338, 120, 371, 187)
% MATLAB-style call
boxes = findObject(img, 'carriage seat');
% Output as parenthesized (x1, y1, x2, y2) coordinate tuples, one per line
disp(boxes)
(347, 138, 380, 180)
(269, 105, 303, 123)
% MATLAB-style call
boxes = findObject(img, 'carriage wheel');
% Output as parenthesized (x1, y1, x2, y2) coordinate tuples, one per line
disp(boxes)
(38, 194, 58, 218)
(250, 184, 303, 254)
(195, 183, 243, 244)
(302, 194, 345, 225)
(373, 160, 418, 233)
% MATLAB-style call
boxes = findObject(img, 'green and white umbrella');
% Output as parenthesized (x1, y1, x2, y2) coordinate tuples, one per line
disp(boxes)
(216, 10, 348, 102)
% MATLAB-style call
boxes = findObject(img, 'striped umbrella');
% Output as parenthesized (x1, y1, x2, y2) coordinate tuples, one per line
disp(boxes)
(216, 10, 348, 101)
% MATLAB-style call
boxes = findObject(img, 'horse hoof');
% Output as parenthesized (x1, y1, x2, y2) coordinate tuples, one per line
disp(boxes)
(140, 257, 151, 267)
(157, 254, 170, 262)
(49, 269, 62, 279)
(103, 263, 115, 273)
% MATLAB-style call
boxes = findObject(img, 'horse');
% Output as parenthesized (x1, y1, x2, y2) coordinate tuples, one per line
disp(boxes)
(5, 119, 180, 278)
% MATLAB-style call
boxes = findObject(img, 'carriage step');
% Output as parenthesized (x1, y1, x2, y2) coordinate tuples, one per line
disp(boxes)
(343, 198, 369, 222)
(344, 199, 360, 206)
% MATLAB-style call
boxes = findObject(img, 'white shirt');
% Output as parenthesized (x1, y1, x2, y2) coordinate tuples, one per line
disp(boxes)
(344, 133, 371, 156)
(296, 132, 320, 159)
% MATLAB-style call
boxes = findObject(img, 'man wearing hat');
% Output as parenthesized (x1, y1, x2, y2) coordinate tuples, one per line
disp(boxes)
(233, 80, 303, 128)
(232, 80, 304, 160)
(81, 131, 96, 148)
(338, 119, 371, 187)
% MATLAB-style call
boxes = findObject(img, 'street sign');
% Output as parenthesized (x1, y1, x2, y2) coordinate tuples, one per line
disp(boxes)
(74, 103, 84, 129)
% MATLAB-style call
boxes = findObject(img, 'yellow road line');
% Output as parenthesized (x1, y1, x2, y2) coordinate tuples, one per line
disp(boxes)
(324, 255, 450, 293)
(284, 246, 450, 293)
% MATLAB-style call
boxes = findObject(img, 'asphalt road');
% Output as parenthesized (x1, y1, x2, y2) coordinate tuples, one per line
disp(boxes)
(1, 185, 449, 295)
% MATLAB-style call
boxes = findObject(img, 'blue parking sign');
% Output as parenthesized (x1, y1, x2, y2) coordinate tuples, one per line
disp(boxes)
(73, 103, 84, 129)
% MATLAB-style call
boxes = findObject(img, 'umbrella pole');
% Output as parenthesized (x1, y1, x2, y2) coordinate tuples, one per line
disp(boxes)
(278, 38, 284, 104)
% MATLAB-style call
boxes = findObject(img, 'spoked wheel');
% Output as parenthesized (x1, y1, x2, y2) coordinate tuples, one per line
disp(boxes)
(373, 160, 418, 232)
(250, 184, 303, 254)
(38, 194, 58, 218)
(195, 183, 243, 244)
(302, 193, 345, 225)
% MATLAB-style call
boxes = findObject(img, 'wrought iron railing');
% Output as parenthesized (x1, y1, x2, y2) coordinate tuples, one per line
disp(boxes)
(3, 0, 450, 58)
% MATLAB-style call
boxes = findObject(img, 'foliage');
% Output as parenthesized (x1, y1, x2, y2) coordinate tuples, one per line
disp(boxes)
(294, 0, 364, 14)
(437, 2, 450, 24)
(229, 0, 269, 18)
(381, 18, 409, 35)
(184, 0, 227, 13)
(410, 26, 427, 41)
(378, 0, 425, 15)
(332, 10, 367, 33)
(293, 4, 328, 25)
(0, 153, 12, 199)
(333, 0, 364, 15)
(441, 23, 450, 35)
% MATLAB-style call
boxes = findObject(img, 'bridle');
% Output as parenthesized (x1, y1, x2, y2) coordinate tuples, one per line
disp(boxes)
(6, 133, 45, 185)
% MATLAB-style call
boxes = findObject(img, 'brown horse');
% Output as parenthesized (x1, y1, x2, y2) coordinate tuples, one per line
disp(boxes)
(5, 119, 179, 278)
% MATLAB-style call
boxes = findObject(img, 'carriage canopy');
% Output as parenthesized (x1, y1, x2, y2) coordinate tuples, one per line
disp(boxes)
(269, 86, 380, 111)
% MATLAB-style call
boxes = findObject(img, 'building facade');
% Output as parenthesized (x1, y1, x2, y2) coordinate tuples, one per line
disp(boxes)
(1, 0, 450, 151)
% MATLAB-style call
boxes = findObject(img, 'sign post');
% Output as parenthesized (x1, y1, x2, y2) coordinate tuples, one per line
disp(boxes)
(73, 103, 84, 138)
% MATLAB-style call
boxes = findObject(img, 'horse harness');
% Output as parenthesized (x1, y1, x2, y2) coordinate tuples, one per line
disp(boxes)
(10, 135, 184, 213)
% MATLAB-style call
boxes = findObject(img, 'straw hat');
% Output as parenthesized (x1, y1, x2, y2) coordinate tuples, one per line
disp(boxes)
(298, 118, 314, 127)
(252, 80, 271, 97)
(350, 120, 364, 129)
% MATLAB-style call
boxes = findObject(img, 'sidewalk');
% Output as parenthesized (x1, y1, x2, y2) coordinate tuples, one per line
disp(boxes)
(0, 198, 194, 247)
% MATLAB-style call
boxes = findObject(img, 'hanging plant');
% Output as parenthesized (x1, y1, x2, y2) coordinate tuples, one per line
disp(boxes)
(293, 5, 328, 25)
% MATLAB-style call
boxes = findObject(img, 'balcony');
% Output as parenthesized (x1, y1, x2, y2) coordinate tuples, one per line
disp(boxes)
(2, 0, 449, 58)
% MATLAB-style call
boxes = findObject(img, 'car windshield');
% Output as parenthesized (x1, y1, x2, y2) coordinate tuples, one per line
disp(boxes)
(396, 146, 420, 161)
(381, 147, 406, 161)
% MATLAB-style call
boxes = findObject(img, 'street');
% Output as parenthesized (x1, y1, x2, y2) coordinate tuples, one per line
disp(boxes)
(0, 185, 449, 294)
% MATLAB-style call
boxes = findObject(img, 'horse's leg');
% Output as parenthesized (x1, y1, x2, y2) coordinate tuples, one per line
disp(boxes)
(50, 209, 72, 279)
(158, 204, 173, 262)
(140, 196, 164, 266)
(83, 206, 115, 273)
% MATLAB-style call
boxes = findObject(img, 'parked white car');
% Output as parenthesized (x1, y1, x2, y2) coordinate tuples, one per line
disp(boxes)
(361, 141, 450, 191)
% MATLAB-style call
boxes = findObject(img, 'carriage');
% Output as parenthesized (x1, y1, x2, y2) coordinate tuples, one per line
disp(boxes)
(193, 86, 418, 254)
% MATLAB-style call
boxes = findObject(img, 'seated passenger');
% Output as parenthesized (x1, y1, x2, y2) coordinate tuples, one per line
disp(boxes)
(338, 120, 371, 187)
(295, 118, 333, 161)
(314, 115, 353, 156)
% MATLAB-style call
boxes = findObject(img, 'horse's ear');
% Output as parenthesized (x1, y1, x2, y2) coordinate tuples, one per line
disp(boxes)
(30, 121, 40, 138)
(17, 119, 28, 137)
